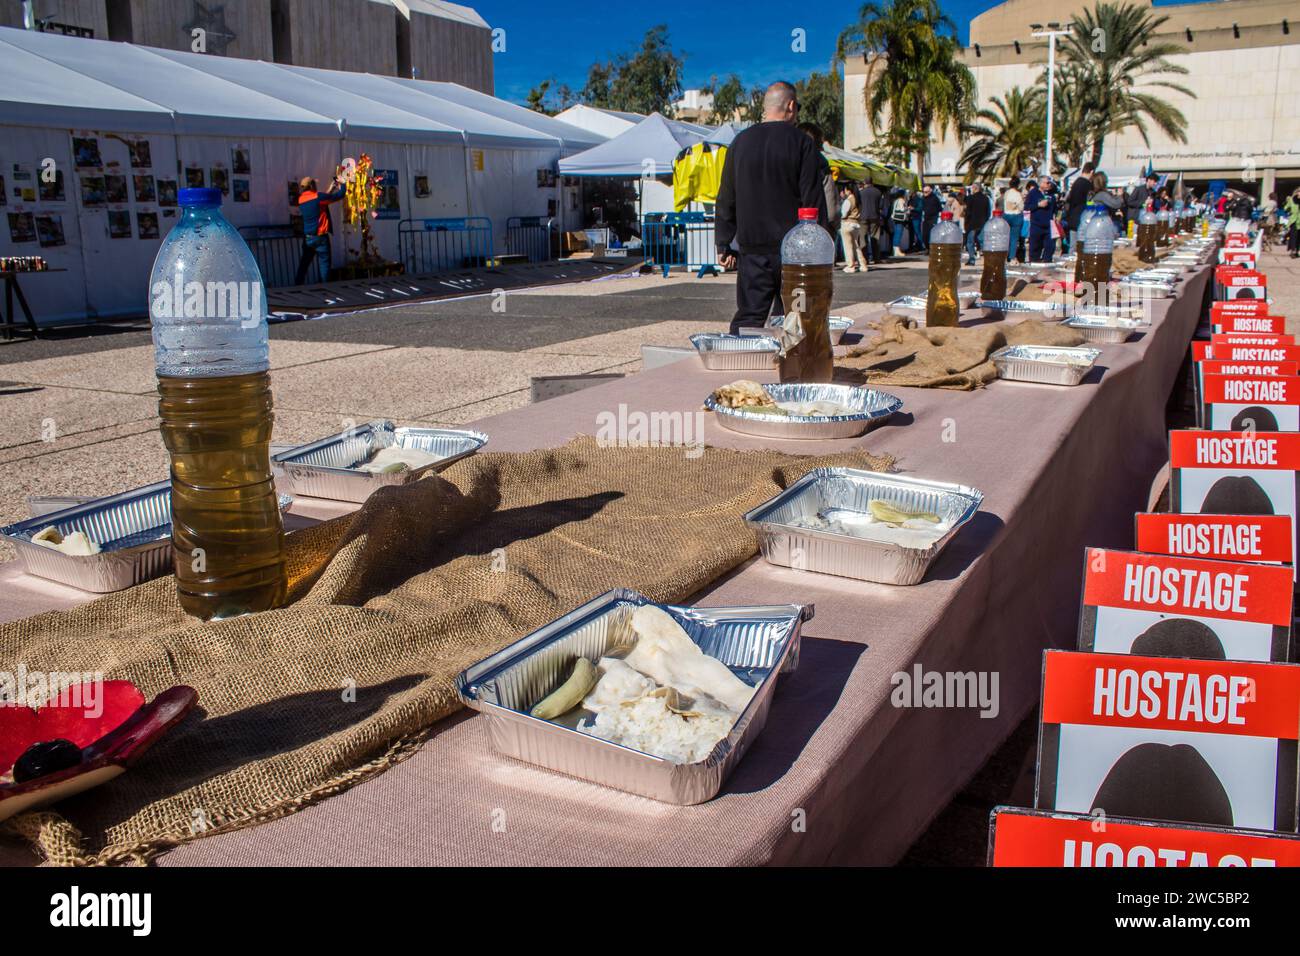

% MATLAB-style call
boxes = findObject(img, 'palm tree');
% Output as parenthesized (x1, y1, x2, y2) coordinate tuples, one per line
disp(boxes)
(836, 0, 975, 171)
(1045, 62, 1102, 170)
(958, 86, 1044, 181)
(1056, 2, 1194, 166)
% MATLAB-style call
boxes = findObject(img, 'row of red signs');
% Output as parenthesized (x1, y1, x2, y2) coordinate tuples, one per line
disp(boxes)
(993, 266, 1300, 865)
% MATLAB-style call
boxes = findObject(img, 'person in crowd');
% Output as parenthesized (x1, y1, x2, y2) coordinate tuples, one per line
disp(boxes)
(947, 187, 965, 231)
(909, 188, 926, 252)
(1126, 172, 1159, 223)
(890, 189, 909, 254)
(715, 81, 827, 333)
(875, 186, 894, 259)
(859, 178, 884, 263)
(294, 174, 345, 285)
(1156, 186, 1174, 213)
(838, 181, 869, 273)
(1285, 187, 1300, 258)
(1026, 174, 1059, 262)
(921, 183, 943, 250)
(1064, 161, 1096, 253)
(1001, 177, 1025, 263)
(962, 182, 991, 265)
(1087, 171, 1124, 229)
(1261, 191, 1279, 228)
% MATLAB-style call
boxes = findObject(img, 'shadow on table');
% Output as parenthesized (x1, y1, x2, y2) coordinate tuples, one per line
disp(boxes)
(924, 510, 1005, 583)
(723, 634, 866, 796)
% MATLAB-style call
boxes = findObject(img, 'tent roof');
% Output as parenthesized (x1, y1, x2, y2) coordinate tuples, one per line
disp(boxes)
(415, 80, 606, 150)
(558, 113, 705, 177)
(703, 121, 747, 147)
(401, 0, 490, 28)
(0, 27, 341, 138)
(147, 50, 464, 145)
(283, 65, 559, 149)
(0, 32, 176, 133)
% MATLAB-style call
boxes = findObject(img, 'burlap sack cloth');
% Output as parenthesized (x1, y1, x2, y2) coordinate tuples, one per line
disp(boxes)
(836, 315, 1085, 390)
(1, 436, 891, 865)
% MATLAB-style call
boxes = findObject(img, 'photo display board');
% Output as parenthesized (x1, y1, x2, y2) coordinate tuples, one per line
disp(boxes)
(1200, 374, 1300, 432)
(1135, 513, 1294, 581)
(989, 806, 1300, 867)
(1036, 650, 1300, 831)
(1079, 548, 1293, 662)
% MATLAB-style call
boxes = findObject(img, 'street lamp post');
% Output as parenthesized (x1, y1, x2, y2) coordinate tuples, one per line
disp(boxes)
(1030, 22, 1072, 178)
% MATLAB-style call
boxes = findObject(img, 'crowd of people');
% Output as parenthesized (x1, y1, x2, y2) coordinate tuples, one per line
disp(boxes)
(819, 161, 1291, 269)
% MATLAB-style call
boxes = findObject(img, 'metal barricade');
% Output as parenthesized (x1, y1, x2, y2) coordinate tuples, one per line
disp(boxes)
(239, 224, 307, 288)
(505, 216, 558, 263)
(398, 217, 494, 275)
(640, 212, 719, 277)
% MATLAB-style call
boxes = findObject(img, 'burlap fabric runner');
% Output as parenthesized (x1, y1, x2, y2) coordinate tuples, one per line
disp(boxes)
(1, 436, 890, 865)
(836, 315, 1085, 390)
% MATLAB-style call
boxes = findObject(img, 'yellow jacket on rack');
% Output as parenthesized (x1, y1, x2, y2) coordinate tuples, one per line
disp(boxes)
(673, 142, 727, 210)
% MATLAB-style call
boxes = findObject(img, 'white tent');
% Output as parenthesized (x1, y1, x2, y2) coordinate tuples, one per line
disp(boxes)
(0, 25, 583, 324)
(552, 105, 644, 140)
(558, 114, 707, 215)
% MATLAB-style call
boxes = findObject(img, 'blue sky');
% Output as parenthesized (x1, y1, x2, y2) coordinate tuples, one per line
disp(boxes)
(478, 0, 1199, 105)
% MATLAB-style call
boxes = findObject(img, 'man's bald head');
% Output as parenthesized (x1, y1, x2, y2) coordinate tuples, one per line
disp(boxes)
(763, 81, 798, 122)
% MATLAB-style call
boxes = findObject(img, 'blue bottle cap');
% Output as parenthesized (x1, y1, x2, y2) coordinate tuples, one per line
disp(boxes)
(179, 187, 222, 207)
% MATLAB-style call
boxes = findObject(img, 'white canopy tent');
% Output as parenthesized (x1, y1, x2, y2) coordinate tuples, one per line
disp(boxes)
(0, 25, 588, 324)
(558, 113, 707, 216)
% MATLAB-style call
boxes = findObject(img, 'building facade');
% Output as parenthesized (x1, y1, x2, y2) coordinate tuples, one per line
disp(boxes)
(2, 0, 494, 92)
(844, 0, 1298, 195)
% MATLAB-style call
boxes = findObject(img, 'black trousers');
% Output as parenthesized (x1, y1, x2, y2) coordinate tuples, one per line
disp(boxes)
(731, 252, 783, 333)
(295, 235, 331, 285)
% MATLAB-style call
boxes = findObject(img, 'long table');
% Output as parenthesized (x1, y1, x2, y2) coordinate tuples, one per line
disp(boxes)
(0, 266, 1210, 866)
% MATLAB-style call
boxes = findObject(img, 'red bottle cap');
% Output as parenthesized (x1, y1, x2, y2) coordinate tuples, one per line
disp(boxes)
(940, 211, 953, 220)
(993, 209, 1003, 216)
(798, 207, 818, 220)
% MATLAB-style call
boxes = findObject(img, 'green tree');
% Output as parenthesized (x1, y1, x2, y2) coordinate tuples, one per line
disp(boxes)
(796, 70, 844, 147)
(707, 74, 748, 124)
(1055, 1, 1194, 166)
(958, 86, 1045, 181)
(579, 25, 684, 117)
(525, 78, 574, 116)
(860, 127, 930, 166)
(835, 0, 975, 170)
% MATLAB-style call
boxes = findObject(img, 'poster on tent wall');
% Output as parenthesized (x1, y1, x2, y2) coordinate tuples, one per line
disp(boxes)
(0, 126, 89, 323)
(403, 143, 469, 222)
(73, 130, 177, 321)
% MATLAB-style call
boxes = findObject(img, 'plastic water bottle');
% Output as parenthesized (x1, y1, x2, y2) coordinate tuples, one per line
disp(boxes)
(1073, 205, 1099, 285)
(1079, 203, 1116, 305)
(1157, 208, 1172, 247)
(979, 210, 1010, 300)
(149, 187, 286, 619)
(1173, 199, 1185, 234)
(778, 207, 835, 382)
(1137, 204, 1158, 263)
(926, 212, 964, 327)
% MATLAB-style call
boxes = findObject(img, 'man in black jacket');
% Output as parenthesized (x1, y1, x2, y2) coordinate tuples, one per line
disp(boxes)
(858, 180, 883, 263)
(962, 183, 991, 264)
(1063, 162, 1095, 253)
(1125, 172, 1159, 225)
(920, 184, 942, 250)
(716, 81, 828, 333)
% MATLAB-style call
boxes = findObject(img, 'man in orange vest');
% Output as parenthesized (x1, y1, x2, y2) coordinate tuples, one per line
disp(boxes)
(294, 175, 345, 285)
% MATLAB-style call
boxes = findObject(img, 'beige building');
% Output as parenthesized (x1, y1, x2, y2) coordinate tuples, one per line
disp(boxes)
(2, 0, 494, 92)
(844, 0, 1299, 195)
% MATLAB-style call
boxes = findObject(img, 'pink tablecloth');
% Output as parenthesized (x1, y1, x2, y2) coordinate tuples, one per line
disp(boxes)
(1, 268, 1208, 866)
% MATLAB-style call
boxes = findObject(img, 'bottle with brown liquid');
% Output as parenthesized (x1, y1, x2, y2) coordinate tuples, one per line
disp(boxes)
(1078, 203, 1115, 307)
(1156, 209, 1172, 247)
(926, 212, 964, 327)
(149, 188, 287, 620)
(1136, 204, 1158, 263)
(979, 210, 1009, 301)
(777, 207, 835, 383)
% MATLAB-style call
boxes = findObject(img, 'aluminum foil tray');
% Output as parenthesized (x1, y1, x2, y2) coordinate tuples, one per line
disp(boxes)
(991, 344, 1101, 386)
(690, 333, 780, 370)
(976, 298, 1069, 314)
(272, 419, 488, 502)
(704, 383, 902, 440)
(1063, 315, 1140, 343)
(1, 481, 292, 593)
(886, 292, 979, 323)
(455, 588, 811, 804)
(743, 468, 983, 586)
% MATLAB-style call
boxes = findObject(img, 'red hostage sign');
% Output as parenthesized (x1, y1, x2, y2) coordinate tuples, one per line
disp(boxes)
(1198, 360, 1299, 378)
(1036, 650, 1300, 830)
(1135, 512, 1293, 569)
(1201, 374, 1300, 431)
(1215, 315, 1286, 335)
(989, 807, 1300, 867)
(1169, 431, 1300, 561)
(1194, 342, 1300, 363)
(1078, 548, 1293, 661)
